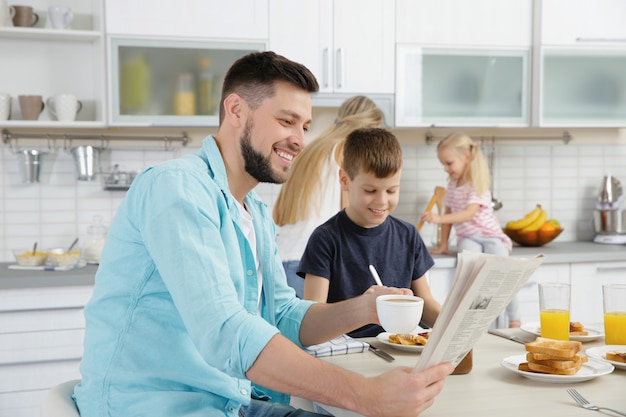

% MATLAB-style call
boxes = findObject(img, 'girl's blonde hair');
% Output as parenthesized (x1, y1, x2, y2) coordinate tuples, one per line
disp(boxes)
(273, 96, 384, 225)
(437, 132, 491, 196)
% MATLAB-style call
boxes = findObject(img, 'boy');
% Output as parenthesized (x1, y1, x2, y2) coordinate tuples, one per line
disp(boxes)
(299, 127, 441, 337)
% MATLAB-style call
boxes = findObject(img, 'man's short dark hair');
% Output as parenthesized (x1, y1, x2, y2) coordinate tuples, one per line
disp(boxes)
(219, 51, 319, 122)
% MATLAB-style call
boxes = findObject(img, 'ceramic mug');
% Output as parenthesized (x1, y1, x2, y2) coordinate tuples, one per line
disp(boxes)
(47, 94, 82, 122)
(0, 93, 11, 120)
(18, 95, 44, 120)
(376, 294, 424, 334)
(11, 5, 38, 27)
(48, 5, 72, 29)
(0, 0, 15, 26)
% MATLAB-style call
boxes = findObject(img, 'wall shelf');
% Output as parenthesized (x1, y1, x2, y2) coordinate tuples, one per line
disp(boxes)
(424, 130, 572, 145)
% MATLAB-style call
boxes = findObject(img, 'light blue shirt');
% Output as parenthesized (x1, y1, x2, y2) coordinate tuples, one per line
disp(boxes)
(74, 136, 315, 417)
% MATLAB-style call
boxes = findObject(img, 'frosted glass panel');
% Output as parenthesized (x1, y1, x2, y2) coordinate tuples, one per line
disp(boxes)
(422, 54, 524, 119)
(542, 53, 626, 125)
(110, 38, 263, 126)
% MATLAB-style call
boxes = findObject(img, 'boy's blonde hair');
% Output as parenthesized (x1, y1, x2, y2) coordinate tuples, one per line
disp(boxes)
(273, 96, 384, 225)
(343, 128, 402, 180)
(437, 132, 490, 196)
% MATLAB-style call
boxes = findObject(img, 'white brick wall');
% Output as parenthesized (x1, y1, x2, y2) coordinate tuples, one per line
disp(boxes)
(2, 118, 625, 262)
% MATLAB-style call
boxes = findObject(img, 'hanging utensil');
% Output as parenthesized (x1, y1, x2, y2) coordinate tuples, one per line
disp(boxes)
(487, 137, 503, 211)
(66, 237, 79, 252)
(31, 241, 38, 255)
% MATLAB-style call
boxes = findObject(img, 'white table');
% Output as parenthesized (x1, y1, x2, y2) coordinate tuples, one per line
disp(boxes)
(308, 329, 625, 417)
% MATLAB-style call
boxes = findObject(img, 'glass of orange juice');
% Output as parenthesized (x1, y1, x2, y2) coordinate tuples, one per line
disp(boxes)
(538, 282, 570, 340)
(603, 283, 626, 345)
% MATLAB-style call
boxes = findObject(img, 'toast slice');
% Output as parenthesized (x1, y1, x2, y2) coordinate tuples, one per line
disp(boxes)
(526, 361, 582, 375)
(526, 352, 587, 370)
(606, 350, 626, 363)
(525, 337, 582, 359)
(569, 321, 589, 336)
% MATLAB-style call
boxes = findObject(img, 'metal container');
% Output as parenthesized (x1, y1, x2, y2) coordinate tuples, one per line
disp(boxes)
(593, 209, 626, 235)
(70, 146, 101, 181)
(17, 149, 46, 183)
(597, 175, 623, 209)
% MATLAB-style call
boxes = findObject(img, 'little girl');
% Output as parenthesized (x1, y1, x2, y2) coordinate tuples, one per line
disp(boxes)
(420, 132, 520, 328)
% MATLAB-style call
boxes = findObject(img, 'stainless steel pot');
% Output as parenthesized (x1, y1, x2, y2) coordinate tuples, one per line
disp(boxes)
(593, 209, 626, 235)
(17, 149, 47, 183)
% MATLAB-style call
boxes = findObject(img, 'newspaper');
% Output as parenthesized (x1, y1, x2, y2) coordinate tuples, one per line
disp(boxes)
(414, 250, 544, 372)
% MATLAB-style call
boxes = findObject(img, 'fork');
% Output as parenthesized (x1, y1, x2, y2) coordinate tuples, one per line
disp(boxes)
(567, 388, 626, 416)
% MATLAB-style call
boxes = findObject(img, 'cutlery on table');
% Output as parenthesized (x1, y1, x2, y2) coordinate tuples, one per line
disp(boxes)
(567, 388, 626, 416)
(368, 345, 395, 362)
(488, 328, 531, 345)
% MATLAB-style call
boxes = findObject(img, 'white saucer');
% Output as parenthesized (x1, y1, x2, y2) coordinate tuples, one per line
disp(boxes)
(586, 345, 626, 370)
(501, 355, 614, 383)
(520, 322, 604, 342)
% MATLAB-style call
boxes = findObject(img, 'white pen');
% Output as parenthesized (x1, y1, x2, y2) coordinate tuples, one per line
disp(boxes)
(368, 264, 384, 286)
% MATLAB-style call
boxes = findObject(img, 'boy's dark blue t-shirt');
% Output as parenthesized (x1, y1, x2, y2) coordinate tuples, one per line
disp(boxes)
(298, 209, 434, 337)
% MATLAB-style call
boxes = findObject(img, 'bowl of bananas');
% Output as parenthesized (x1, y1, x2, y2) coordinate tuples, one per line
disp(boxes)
(503, 204, 563, 247)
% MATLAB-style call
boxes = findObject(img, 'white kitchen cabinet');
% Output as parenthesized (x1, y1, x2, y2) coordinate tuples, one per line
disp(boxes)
(0, 285, 92, 417)
(427, 268, 456, 306)
(570, 261, 626, 325)
(0, 0, 105, 128)
(541, 0, 626, 45)
(396, 46, 530, 127)
(105, 0, 268, 40)
(108, 37, 263, 126)
(269, 0, 395, 95)
(396, 0, 531, 47)
(539, 47, 626, 127)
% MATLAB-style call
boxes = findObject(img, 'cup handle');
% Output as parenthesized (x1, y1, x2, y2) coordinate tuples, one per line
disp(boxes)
(76, 100, 83, 114)
(31, 12, 39, 26)
(44, 98, 54, 117)
(9, 6, 15, 18)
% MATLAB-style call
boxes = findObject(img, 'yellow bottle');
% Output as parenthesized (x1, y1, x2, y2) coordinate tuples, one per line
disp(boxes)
(173, 72, 196, 115)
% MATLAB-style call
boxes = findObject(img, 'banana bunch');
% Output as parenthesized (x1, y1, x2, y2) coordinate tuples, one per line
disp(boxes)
(506, 204, 548, 233)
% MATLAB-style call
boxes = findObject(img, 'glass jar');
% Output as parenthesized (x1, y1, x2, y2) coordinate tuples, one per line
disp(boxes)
(84, 215, 107, 264)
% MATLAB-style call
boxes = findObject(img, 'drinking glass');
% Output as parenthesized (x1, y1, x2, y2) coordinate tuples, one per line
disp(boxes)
(603, 283, 626, 345)
(538, 282, 570, 340)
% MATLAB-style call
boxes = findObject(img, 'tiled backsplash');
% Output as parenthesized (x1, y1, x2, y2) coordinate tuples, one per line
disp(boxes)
(2, 123, 625, 262)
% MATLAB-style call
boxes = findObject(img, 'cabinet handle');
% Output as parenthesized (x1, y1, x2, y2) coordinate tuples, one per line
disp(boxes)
(595, 266, 626, 273)
(576, 37, 626, 43)
(323, 48, 330, 89)
(336, 48, 344, 89)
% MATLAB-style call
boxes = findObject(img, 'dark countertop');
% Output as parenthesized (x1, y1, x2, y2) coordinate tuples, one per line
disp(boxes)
(432, 241, 626, 268)
(0, 263, 98, 290)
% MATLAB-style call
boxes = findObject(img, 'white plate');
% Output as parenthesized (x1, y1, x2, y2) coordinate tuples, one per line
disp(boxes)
(586, 345, 626, 370)
(376, 330, 430, 353)
(501, 355, 614, 383)
(520, 322, 604, 342)
(8, 261, 86, 271)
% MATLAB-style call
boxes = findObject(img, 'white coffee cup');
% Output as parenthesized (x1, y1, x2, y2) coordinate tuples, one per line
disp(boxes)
(376, 294, 424, 334)
(46, 94, 82, 122)
(0, 0, 15, 27)
(48, 5, 72, 29)
(0, 93, 11, 121)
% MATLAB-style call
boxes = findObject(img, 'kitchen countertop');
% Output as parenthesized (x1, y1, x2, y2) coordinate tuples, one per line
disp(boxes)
(430, 241, 626, 268)
(0, 263, 98, 290)
(1, 241, 625, 290)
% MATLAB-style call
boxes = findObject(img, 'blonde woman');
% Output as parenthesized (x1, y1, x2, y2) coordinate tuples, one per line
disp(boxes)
(273, 95, 384, 298)
(420, 132, 519, 328)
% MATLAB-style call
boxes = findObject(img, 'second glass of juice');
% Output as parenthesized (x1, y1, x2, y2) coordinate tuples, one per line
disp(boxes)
(538, 282, 571, 340)
(603, 283, 626, 345)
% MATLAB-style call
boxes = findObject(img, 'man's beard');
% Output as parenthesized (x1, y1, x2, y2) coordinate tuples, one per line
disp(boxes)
(240, 120, 286, 184)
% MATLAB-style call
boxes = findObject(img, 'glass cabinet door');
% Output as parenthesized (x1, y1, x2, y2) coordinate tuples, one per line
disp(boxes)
(109, 38, 264, 126)
(396, 46, 529, 127)
(541, 47, 626, 127)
